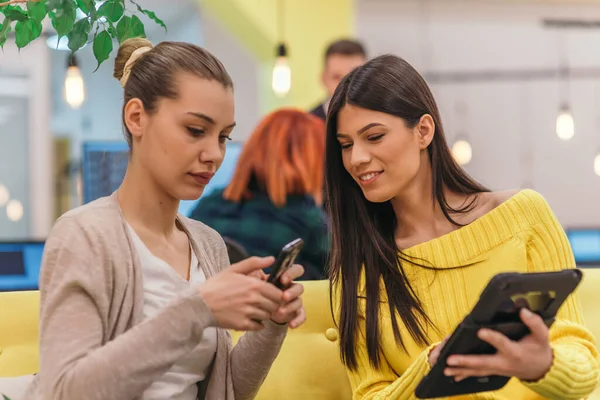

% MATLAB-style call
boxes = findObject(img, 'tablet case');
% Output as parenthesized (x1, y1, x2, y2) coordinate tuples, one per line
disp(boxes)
(415, 269, 583, 399)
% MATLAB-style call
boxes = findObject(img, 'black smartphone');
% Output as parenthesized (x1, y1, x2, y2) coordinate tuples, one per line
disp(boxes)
(266, 238, 304, 289)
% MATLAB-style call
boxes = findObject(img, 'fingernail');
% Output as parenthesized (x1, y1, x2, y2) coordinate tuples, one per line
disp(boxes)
(447, 357, 457, 366)
(522, 308, 533, 317)
(444, 368, 452, 376)
(478, 329, 488, 339)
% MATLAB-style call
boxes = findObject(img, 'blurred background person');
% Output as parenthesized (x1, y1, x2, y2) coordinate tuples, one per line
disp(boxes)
(190, 109, 329, 281)
(310, 38, 367, 121)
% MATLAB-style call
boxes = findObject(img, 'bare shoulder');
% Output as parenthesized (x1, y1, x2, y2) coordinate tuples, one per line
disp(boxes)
(486, 189, 522, 208)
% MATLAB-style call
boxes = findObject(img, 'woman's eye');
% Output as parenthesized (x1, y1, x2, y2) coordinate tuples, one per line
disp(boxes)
(339, 142, 353, 150)
(187, 127, 205, 137)
(219, 135, 232, 143)
(368, 134, 384, 142)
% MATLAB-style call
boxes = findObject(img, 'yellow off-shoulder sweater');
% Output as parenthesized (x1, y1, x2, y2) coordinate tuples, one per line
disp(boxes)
(341, 190, 599, 400)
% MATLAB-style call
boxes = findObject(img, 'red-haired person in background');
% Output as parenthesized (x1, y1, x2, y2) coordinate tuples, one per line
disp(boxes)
(190, 109, 330, 280)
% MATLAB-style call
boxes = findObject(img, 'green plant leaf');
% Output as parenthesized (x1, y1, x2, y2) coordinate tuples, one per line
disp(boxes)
(3, 394, 12, 400)
(0, 20, 11, 48)
(130, 15, 145, 38)
(2, 5, 28, 22)
(93, 29, 112, 71)
(50, 0, 76, 37)
(27, 0, 48, 23)
(97, 0, 123, 23)
(116, 14, 145, 43)
(15, 19, 42, 49)
(133, 2, 166, 31)
(67, 17, 90, 52)
(46, 0, 62, 12)
(106, 21, 118, 38)
(115, 15, 131, 43)
(75, 0, 95, 16)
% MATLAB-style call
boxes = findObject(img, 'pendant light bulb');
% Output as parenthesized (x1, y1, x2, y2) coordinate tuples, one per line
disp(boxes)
(272, 43, 291, 97)
(594, 153, 600, 177)
(64, 55, 85, 109)
(452, 139, 472, 166)
(556, 104, 574, 141)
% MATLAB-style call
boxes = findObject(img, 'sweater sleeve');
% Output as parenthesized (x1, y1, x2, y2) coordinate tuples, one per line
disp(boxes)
(206, 231, 289, 400)
(35, 217, 217, 400)
(520, 191, 600, 399)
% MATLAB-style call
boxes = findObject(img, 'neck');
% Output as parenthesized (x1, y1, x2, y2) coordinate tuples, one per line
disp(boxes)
(390, 156, 459, 242)
(117, 161, 180, 237)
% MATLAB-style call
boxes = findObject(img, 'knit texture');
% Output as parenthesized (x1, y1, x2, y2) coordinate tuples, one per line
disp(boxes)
(340, 190, 599, 400)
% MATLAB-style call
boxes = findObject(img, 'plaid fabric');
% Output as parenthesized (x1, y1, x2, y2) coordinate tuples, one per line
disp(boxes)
(190, 190, 330, 280)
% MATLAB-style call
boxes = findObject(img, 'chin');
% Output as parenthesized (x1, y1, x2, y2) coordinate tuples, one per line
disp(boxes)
(361, 188, 395, 203)
(173, 186, 205, 201)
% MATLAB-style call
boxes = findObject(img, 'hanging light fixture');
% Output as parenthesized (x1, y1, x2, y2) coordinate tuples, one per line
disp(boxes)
(594, 153, 600, 177)
(555, 34, 574, 141)
(272, 43, 291, 97)
(271, 0, 290, 97)
(6, 199, 23, 222)
(64, 55, 85, 109)
(556, 104, 574, 141)
(452, 138, 472, 166)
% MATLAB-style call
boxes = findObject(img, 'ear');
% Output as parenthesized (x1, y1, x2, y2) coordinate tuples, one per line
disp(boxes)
(416, 114, 435, 150)
(123, 98, 146, 140)
(320, 69, 327, 87)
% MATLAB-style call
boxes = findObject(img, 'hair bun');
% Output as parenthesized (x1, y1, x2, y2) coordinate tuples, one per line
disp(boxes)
(113, 38, 154, 86)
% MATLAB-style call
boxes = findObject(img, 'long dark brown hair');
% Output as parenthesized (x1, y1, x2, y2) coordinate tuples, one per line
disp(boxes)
(325, 54, 489, 370)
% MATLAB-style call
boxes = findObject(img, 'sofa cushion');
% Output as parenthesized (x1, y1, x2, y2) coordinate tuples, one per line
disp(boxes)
(231, 280, 352, 400)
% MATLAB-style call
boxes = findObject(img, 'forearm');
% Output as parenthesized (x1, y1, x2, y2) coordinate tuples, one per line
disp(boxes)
(230, 320, 288, 400)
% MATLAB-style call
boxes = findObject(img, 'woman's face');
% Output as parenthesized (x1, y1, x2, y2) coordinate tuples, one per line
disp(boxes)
(335, 104, 434, 203)
(127, 72, 236, 201)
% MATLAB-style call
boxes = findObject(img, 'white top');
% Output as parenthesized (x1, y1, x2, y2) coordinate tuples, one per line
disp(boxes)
(127, 224, 217, 400)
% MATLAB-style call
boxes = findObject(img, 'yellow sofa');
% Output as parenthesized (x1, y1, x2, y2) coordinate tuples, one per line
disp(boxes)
(2, 270, 600, 399)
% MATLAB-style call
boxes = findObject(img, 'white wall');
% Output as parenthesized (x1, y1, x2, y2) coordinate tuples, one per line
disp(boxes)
(357, 0, 600, 227)
(0, 40, 52, 240)
(200, 12, 261, 141)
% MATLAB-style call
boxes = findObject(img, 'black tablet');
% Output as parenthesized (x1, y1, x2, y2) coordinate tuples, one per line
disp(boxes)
(415, 269, 583, 399)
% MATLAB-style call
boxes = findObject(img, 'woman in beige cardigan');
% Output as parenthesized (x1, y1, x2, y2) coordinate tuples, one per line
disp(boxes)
(24, 38, 306, 400)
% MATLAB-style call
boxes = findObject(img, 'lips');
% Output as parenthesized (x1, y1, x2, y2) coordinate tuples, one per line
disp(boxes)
(357, 171, 382, 186)
(189, 172, 214, 185)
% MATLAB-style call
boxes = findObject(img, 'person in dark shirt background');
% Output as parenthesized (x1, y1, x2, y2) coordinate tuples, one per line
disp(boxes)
(190, 109, 329, 280)
(310, 38, 367, 121)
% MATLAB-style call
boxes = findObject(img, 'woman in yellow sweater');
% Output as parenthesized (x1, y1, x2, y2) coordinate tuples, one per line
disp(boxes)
(325, 54, 599, 400)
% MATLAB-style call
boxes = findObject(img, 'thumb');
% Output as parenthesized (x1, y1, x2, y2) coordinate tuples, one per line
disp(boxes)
(229, 256, 275, 275)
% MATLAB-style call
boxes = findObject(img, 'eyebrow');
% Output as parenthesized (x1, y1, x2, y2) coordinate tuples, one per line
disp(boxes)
(357, 122, 384, 135)
(186, 112, 236, 129)
(336, 122, 385, 138)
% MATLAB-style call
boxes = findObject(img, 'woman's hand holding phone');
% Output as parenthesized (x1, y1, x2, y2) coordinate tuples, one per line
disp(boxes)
(198, 256, 283, 331)
(442, 308, 553, 382)
(268, 263, 306, 329)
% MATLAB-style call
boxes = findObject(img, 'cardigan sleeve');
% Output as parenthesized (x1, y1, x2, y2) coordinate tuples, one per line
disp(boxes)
(33, 216, 217, 400)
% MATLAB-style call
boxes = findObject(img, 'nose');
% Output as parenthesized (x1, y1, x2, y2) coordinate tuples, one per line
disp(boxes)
(350, 143, 371, 168)
(199, 137, 225, 165)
